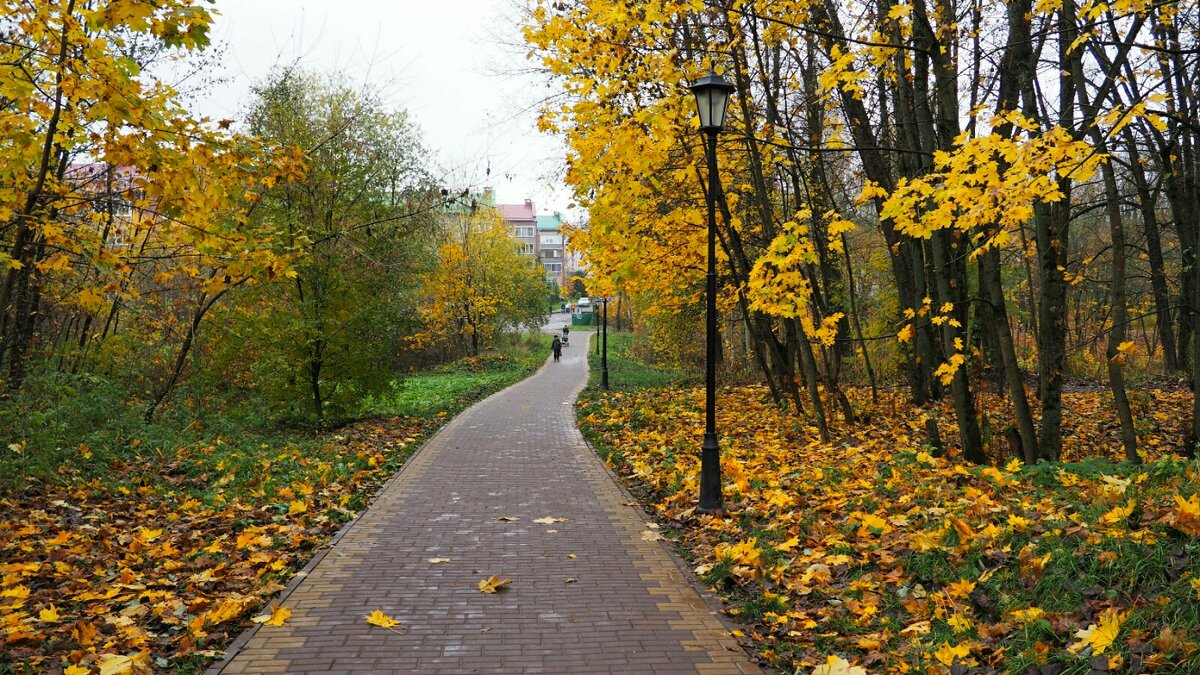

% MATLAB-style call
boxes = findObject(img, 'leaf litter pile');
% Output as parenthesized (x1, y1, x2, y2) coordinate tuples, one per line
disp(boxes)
(0, 416, 436, 673)
(578, 386, 1200, 673)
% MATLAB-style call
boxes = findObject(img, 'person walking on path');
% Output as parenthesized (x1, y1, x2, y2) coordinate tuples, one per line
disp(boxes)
(551, 334, 562, 361)
(213, 330, 758, 674)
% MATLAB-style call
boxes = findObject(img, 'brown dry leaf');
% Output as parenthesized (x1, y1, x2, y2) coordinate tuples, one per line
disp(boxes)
(476, 575, 511, 593)
(496, 516, 519, 522)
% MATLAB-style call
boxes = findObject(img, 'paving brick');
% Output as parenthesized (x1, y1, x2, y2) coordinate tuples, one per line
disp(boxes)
(211, 333, 760, 674)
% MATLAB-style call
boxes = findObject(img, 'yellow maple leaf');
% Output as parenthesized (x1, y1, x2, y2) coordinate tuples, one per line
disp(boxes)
(532, 516, 568, 524)
(476, 575, 512, 594)
(64, 666, 88, 675)
(39, 604, 60, 622)
(364, 609, 401, 629)
(812, 655, 867, 675)
(945, 579, 976, 599)
(251, 603, 291, 627)
(933, 642, 971, 666)
(1007, 607, 1045, 623)
(203, 597, 248, 626)
(1191, 578, 1200, 599)
(288, 500, 308, 516)
(947, 613, 973, 633)
(1171, 494, 1200, 535)
(1069, 608, 1125, 655)
(96, 651, 149, 675)
(1099, 499, 1136, 526)
(2, 585, 31, 599)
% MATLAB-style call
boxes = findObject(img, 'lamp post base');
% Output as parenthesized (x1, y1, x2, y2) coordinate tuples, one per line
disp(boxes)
(697, 432, 722, 514)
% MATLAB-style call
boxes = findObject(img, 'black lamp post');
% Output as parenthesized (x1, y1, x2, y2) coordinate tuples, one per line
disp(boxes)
(601, 297, 609, 389)
(689, 71, 735, 515)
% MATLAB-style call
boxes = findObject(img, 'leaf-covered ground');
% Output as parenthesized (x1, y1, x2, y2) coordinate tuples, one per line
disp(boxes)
(0, 345, 545, 674)
(0, 418, 435, 674)
(578, 385, 1200, 674)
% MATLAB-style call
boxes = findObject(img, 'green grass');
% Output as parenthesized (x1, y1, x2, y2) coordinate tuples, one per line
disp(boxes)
(0, 331, 547, 495)
(363, 332, 545, 418)
(584, 331, 700, 391)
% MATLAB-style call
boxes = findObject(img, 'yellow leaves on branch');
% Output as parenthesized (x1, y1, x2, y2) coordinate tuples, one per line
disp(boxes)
(934, 353, 967, 386)
(1111, 340, 1137, 365)
(879, 118, 1105, 250)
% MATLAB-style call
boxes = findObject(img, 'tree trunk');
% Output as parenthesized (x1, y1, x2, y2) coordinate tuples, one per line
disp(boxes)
(982, 247, 1039, 463)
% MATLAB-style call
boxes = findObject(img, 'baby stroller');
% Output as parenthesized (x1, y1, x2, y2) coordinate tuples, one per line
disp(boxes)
(561, 327, 570, 347)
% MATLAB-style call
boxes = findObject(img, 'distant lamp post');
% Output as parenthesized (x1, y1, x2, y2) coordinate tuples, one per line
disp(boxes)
(690, 70, 735, 515)
(601, 297, 609, 390)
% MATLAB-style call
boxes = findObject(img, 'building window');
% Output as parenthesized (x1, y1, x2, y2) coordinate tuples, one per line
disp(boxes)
(545, 262, 562, 271)
(543, 249, 560, 258)
(520, 243, 535, 255)
(515, 226, 534, 237)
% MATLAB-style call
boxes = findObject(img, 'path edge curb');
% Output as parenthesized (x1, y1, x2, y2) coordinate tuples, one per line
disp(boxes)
(571, 398, 772, 672)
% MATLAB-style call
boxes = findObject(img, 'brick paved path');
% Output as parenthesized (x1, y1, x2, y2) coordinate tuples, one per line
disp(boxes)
(214, 332, 759, 674)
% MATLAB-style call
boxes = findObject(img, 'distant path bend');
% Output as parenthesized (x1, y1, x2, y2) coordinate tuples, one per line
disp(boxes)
(215, 331, 760, 674)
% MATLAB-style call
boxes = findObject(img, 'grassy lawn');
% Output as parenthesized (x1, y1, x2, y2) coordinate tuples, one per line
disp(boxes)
(0, 332, 545, 674)
(583, 330, 700, 391)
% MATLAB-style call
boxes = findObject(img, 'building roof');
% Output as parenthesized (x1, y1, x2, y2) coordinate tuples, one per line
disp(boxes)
(536, 212, 564, 231)
(497, 199, 535, 222)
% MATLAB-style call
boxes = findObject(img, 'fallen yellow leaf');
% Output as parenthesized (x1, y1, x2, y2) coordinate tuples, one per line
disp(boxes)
(427, 557, 451, 564)
(812, 655, 867, 675)
(251, 603, 291, 627)
(477, 575, 511, 593)
(39, 604, 60, 623)
(364, 609, 401, 629)
(1069, 608, 1125, 655)
(933, 642, 970, 666)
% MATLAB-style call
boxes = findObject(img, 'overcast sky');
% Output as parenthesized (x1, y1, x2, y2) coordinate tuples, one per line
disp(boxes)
(192, 0, 575, 215)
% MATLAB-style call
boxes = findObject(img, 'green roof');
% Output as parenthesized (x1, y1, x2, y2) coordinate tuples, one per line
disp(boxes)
(536, 213, 564, 231)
